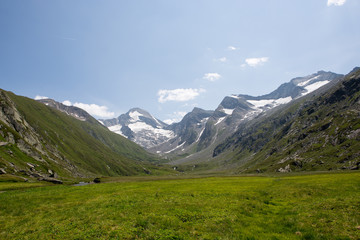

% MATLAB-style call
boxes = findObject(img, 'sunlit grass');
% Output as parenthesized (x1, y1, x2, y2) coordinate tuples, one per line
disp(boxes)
(1, 172, 359, 239)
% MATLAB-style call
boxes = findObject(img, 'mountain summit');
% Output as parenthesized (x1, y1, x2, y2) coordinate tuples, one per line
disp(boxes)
(100, 108, 174, 149)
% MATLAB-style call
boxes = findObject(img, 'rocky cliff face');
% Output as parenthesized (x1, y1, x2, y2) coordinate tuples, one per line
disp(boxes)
(0, 90, 75, 182)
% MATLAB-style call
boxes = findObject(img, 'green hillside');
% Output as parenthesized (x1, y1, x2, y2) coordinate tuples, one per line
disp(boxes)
(0, 89, 166, 182)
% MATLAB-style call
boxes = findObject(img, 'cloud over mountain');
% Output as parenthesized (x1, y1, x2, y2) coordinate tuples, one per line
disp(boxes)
(34, 95, 49, 100)
(62, 100, 115, 118)
(157, 88, 206, 103)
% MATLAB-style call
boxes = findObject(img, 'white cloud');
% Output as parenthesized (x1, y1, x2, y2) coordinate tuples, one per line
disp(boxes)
(158, 88, 206, 103)
(62, 100, 72, 106)
(203, 73, 222, 82)
(35, 96, 114, 118)
(72, 102, 115, 118)
(163, 111, 187, 124)
(244, 57, 269, 67)
(34, 95, 49, 100)
(73, 102, 115, 118)
(327, 0, 346, 6)
(215, 57, 227, 62)
(228, 46, 237, 51)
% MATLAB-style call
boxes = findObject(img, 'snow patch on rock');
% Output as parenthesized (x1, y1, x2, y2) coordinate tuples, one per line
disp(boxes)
(247, 97, 292, 109)
(129, 111, 143, 122)
(215, 117, 226, 126)
(297, 75, 320, 87)
(301, 81, 330, 96)
(165, 141, 186, 154)
(108, 124, 126, 137)
(222, 108, 234, 115)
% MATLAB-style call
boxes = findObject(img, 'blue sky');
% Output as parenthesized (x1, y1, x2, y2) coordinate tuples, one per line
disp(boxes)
(1, 0, 359, 123)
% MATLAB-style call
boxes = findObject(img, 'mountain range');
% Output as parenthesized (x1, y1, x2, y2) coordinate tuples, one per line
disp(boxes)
(1, 67, 359, 181)
(102, 70, 344, 164)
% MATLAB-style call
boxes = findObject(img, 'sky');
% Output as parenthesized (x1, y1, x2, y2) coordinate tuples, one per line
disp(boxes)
(1, 0, 359, 123)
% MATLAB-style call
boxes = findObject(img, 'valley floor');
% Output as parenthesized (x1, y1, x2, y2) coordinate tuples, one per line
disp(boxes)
(0, 172, 359, 239)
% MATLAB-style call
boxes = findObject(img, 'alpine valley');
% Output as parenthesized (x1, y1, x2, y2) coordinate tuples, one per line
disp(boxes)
(102, 69, 360, 173)
(1, 67, 359, 182)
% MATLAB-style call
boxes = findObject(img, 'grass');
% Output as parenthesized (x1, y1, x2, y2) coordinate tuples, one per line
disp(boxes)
(0, 172, 360, 239)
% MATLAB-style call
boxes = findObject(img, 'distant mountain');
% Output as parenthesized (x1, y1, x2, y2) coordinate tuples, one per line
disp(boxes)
(157, 70, 343, 164)
(99, 70, 348, 173)
(100, 108, 174, 149)
(0, 91, 162, 182)
(150, 108, 214, 155)
(211, 67, 360, 173)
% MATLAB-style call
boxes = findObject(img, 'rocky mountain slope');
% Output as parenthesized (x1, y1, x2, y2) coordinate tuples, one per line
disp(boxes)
(159, 70, 343, 164)
(210, 67, 360, 173)
(150, 108, 214, 156)
(102, 70, 343, 168)
(0, 90, 162, 182)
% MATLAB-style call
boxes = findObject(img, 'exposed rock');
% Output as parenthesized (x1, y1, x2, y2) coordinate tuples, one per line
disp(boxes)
(26, 162, 35, 168)
(350, 165, 359, 170)
(48, 169, 58, 178)
(40, 177, 63, 184)
(143, 168, 151, 175)
(316, 160, 325, 165)
(277, 164, 292, 173)
(291, 160, 303, 168)
(348, 129, 360, 140)
(6, 133, 15, 144)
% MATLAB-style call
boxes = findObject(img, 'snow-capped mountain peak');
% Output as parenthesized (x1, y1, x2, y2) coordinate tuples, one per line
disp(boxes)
(101, 108, 174, 149)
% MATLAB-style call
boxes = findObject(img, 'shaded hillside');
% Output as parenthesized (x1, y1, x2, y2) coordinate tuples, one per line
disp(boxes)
(213, 68, 360, 173)
(0, 90, 163, 182)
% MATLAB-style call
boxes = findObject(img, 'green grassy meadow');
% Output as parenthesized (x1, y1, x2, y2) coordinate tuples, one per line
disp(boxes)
(1, 172, 360, 240)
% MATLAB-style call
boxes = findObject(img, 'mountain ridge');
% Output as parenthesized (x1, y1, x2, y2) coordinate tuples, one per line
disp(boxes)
(0, 90, 163, 182)
(155, 70, 343, 163)
(102, 70, 344, 166)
